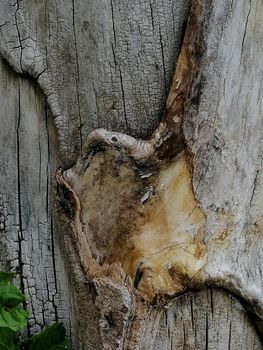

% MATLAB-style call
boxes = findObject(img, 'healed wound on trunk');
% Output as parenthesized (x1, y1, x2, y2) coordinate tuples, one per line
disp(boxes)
(56, 0, 207, 302)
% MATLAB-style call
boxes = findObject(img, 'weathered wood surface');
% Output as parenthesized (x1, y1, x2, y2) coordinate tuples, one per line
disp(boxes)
(0, 0, 190, 166)
(140, 289, 261, 350)
(0, 0, 262, 348)
(183, 0, 263, 324)
(0, 58, 77, 343)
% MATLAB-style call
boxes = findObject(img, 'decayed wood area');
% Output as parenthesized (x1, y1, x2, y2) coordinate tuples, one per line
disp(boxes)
(0, 0, 263, 348)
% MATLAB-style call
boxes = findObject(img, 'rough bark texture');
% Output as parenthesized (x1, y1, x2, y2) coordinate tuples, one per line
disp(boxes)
(0, 57, 77, 341)
(0, 0, 262, 349)
(0, 0, 190, 166)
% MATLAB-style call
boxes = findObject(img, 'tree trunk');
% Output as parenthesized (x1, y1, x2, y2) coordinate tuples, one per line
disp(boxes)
(0, 0, 262, 349)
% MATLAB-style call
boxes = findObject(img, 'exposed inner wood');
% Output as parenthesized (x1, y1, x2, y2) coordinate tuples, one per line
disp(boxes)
(56, 0, 207, 303)
(58, 149, 206, 301)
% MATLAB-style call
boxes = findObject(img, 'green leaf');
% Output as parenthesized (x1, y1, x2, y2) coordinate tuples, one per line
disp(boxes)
(0, 282, 27, 331)
(0, 328, 19, 350)
(0, 284, 26, 308)
(0, 273, 16, 286)
(0, 273, 72, 350)
(0, 307, 28, 331)
(27, 323, 72, 350)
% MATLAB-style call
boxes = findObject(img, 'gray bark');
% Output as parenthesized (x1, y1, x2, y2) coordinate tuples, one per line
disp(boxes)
(0, 0, 190, 165)
(0, 58, 76, 342)
(184, 0, 263, 320)
(0, 0, 262, 348)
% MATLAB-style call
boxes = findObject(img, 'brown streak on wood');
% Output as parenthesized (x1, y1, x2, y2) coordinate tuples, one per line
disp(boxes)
(153, 0, 205, 163)
(164, 0, 204, 134)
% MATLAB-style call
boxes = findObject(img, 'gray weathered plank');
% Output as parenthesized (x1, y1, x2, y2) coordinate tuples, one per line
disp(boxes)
(141, 289, 261, 349)
(0, 57, 76, 344)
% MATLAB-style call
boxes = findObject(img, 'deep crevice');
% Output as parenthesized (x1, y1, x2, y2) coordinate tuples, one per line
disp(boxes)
(14, 0, 24, 73)
(241, 0, 252, 58)
(16, 79, 28, 334)
(72, 0, 82, 150)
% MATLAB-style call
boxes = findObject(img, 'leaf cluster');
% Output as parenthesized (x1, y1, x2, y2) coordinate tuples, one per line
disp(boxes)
(0, 272, 72, 350)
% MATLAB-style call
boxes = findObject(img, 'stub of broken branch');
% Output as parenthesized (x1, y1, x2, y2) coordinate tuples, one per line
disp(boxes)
(67, 121, 173, 181)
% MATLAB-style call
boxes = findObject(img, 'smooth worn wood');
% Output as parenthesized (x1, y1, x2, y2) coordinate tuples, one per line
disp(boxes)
(183, 0, 263, 328)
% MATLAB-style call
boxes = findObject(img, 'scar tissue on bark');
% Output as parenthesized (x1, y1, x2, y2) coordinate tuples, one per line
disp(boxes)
(56, 0, 206, 302)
